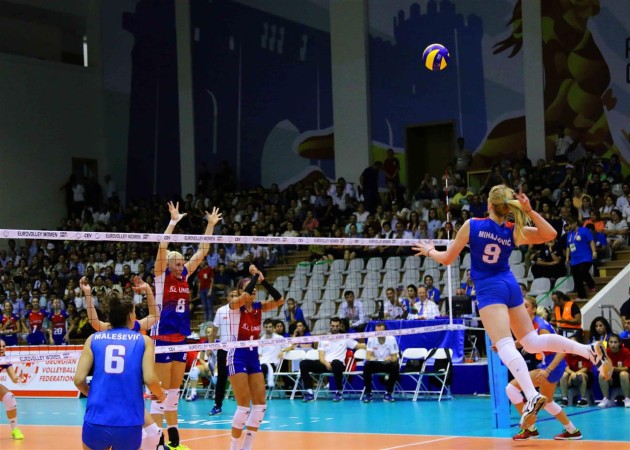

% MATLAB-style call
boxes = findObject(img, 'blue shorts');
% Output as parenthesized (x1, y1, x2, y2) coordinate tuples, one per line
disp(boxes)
(27, 332, 46, 345)
(540, 359, 567, 384)
(154, 339, 187, 364)
(227, 348, 262, 376)
(52, 335, 67, 346)
(2, 334, 18, 346)
(475, 275, 523, 310)
(82, 422, 141, 450)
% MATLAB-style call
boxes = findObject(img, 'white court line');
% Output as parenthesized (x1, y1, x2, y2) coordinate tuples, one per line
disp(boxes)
(380, 436, 457, 450)
(181, 432, 231, 443)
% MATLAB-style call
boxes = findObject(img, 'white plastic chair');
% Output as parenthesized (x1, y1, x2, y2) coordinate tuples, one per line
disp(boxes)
(365, 257, 383, 273)
(527, 277, 551, 296)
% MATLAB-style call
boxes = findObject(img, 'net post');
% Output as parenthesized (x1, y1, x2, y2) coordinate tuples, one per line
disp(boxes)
(485, 333, 510, 428)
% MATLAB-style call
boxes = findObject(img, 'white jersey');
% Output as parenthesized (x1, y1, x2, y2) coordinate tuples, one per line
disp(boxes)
(213, 304, 232, 343)
(319, 338, 358, 363)
(259, 332, 283, 364)
(367, 336, 399, 360)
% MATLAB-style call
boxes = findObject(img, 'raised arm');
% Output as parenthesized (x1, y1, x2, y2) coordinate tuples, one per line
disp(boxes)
(185, 207, 222, 275)
(513, 190, 557, 246)
(134, 276, 158, 331)
(252, 265, 285, 312)
(79, 277, 110, 331)
(142, 335, 166, 402)
(155, 201, 188, 277)
(413, 220, 471, 266)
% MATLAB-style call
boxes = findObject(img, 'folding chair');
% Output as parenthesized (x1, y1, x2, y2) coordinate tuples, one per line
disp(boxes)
(417, 348, 453, 401)
(397, 347, 428, 401)
(268, 349, 306, 400)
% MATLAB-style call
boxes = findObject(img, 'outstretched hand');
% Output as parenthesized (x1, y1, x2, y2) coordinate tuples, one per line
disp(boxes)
(412, 240, 436, 258)
(168, 201, 187, 223)
(132, 275, 148, 293)
(249, 264, 264, 282)
(204, 206, 222, 226)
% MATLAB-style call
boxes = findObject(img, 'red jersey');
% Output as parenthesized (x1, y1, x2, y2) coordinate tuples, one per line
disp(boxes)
(154, 268, 191, 337)
(1, 314, 20, 333)
(564, 353, 593, 372)
(48, 310, 69, 334)
(229, 302, 262, 342)
(607, 347, 630, 369)
(198, 267, 214, 290)
(24, 309, 47, 333)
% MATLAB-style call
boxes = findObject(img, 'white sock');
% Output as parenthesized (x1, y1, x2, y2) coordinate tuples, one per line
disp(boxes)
(230, 436, 240, 450)
(522, 332, 590, 359)
(495, 337, 538, 400)
(9, 418, 17, 430)
(565, 422, 577, 433)
(306, 389, 313, 395)
(191, 388, 197, 395)
(241, 430, 257, 450)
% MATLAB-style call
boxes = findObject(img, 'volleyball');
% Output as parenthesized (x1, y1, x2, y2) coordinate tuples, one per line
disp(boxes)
(422, 43, 450, 71)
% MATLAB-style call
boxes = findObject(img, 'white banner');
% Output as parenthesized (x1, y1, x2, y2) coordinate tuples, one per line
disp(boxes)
(1, 346, 82, 398)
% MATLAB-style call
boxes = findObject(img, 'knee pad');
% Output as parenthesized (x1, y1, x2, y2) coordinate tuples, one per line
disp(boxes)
(189, 367, 200, 381)
(245, 404, 266, 429)
(505, 384, 524, 405)
(150, 399, 164, 415)
(163, 389, 180, 412)
(519, 330, 541, 354)
(2, 392, 16, 412)
(495, 337, 521, 366)
(544, 401, 562, 416)
(231, 405, 250, 430)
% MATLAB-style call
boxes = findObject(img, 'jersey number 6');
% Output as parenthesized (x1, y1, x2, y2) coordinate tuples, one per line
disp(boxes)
(104, 345, 126, 374)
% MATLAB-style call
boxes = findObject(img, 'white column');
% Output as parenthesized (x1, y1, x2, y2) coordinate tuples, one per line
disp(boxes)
(175, 0, 196, 196)
(521, 0, 546, 163)
(330, 0, 371, 183)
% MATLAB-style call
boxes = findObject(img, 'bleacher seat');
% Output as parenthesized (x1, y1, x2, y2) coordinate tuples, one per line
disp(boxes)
(400, 256, 419, 273)
(383, 256, 402, 273)
(365, 257, 383, 273)
(528, 277, 551, 296)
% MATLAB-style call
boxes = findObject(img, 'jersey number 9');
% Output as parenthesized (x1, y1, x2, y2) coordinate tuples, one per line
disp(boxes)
(482, 243, 501, 264)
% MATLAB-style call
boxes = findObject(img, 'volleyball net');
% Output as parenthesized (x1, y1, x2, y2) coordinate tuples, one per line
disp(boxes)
(0, 229, 476, 392)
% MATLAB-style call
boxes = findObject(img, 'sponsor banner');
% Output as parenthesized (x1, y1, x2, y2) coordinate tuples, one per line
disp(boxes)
(0, 229, 451, 247)
(1, 346, 82, 398)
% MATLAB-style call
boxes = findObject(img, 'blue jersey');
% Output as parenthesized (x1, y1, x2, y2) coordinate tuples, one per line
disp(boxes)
(566, 226, 594, 266)
(154, 268, 191, 337)
(85, 328, 145, 427)
(469, 218, 515, 281)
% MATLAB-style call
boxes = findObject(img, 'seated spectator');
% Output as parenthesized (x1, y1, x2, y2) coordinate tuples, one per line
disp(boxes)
(559, 336, 593, 407)
(599, 195, 616, 220)
(424, 275, 441, 308)
(603, 209, 628, 253)
(259, 319, 285, 389)
(301, 210, 319, 236)
(588, 316, 613, 346)
(273, 319, 288, 337)
(185, 349, 216, 402)
(550, 291, 583, 342)
(620, 287, 630, 322)
(284, 298, 305, 334)
(577, 195, 593, 222)
(286, 320, 312, 350)
(460, 269, 476, 298)
(529, 239, 566, 282)
(582, 209, 606, 232)
(383, 288, 403, 319)
(412, 285, 440, 320)
(299, 317, 365, 403)
(362, 322, 399, 403)
(0, 301, 21, 346)
(339, 290, 367, 332)
(619, 318, 630, 349)
(597, 334, 630, 408)
(68, 308, 95, 340)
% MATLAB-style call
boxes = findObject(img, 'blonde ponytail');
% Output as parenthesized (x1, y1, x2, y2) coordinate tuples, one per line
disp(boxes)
(488, 185, 531, 239)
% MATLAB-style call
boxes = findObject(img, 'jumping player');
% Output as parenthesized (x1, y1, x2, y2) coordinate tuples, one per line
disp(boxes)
(414, 185, 612, 429)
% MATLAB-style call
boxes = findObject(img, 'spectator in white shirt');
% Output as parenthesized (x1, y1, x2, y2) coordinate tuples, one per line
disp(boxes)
(339, 290, 368, 332)
(411, 286, 440, 320)
(383, 288, 403, 319)
(259, 319, 284, 388)
(362, 322, 400, 402)
(299, 317, 365, 402)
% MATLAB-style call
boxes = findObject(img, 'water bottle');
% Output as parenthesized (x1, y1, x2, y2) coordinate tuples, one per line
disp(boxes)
(472, 347, 480, 363)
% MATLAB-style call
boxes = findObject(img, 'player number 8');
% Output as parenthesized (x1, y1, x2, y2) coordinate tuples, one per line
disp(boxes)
(176, 298, 186, 313)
